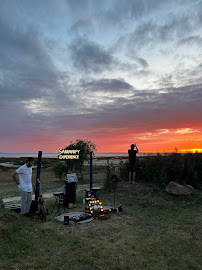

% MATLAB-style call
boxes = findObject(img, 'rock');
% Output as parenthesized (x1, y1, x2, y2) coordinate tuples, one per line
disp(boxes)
(165, 181, 192, 196)
(187, 184, 194, 190)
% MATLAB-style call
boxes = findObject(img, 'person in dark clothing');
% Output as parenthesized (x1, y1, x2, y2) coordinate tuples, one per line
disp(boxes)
(128, 144, 138, 184)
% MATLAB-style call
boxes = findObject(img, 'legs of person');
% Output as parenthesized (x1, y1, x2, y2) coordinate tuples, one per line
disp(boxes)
(25, 191, 32, 214)
(132, 172, 136, 184)
(129, 163, 132, 183)
(129, 172, 132, 183)
(19, 188, 27, 214)
(132, 164, 137, 184)
(19, 189, 32, 214)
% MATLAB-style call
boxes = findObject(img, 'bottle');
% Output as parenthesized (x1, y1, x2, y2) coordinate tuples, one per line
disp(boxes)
(83, 195, 85, 204)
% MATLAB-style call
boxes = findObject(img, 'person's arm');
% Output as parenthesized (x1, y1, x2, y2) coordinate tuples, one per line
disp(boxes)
(11, 171, 19, 185)
(134, 144, 139, 153)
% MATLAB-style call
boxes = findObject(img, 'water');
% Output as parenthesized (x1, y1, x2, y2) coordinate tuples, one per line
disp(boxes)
(0, 153, 58, 158)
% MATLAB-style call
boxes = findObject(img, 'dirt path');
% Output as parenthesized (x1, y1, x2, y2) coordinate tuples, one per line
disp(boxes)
(3, 184, 93, 203)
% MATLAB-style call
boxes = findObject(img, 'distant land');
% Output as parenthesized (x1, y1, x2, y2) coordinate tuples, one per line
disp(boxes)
(0, 152, 161, 158)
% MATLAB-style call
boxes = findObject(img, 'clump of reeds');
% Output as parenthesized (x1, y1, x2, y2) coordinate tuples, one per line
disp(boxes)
(120, 153, 202, 189)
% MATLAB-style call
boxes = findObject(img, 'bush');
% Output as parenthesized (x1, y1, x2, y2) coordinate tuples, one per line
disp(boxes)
(104, 166, 120, 192)
(120, 162, 129, 181)
(52, 162, 66, 179)
(120, 153, 202, 189)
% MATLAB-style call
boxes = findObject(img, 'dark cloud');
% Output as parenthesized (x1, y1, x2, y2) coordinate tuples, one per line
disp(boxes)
(134, 57, 149, 68)
(0, 18, 59, 102)
(81, 79, 134, 93)
(31, 83, 202, 137)
(70, 19, 93, 34)
(66, 0, 90, 13)
(66, 0, 200, 44)
(114, 3, 201, 56)
(129, 18, 188, 50)
(177, 35, 202, 46)
(156, 74, 174, 88)
(90, 0, 168, 30)
(68, 38, 114, 73)
(0, 99, 31, 140)
(0, 13, 72, 143)
(86, 83, 202, 134)
(1, 79, 201, 149)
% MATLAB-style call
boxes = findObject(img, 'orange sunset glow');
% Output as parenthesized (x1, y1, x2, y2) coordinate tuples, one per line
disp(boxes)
(181, 149, 202, 153)
(10, 126, 200, 154)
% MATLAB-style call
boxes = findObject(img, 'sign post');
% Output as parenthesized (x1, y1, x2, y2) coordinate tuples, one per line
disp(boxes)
(90, 151, 93, 190)
(35, 151, 42, 201)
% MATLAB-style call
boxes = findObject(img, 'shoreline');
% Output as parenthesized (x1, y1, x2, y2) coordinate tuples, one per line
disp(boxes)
(0, 158, 126, 167)
(0, 152, 165, 158)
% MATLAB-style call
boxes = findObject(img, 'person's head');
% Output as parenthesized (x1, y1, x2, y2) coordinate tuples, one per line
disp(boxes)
(131, 144, 134, 150)
(26, 157, 34, 167)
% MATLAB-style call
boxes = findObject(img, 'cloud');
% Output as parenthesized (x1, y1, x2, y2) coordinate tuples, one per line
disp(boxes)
(66, 0, 185, 34)
(65, 0, 90, 13)
(81, 83, 202, 133)
(0, 14, 74, 143)
(68, 38, 114, 73)
(89, 0, 172, 30)
(70, 19, 94, 35)
(133, 57, 149, 68)
(0, 18, 59, 103)
(29, 82, 201, 142)
(177, 35, 202, 46)
(113, 1, 202, 56)
(81, 79, 134, 93)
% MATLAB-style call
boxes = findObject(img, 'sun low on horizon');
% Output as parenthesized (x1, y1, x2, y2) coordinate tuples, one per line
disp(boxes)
(0, 1, 202, 154)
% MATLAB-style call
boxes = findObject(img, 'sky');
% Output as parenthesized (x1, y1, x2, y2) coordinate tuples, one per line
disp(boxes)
(0, 0, 202, 153)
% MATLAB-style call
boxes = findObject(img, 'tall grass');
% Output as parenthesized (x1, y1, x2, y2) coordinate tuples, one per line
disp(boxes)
(120, 153, 202, 189)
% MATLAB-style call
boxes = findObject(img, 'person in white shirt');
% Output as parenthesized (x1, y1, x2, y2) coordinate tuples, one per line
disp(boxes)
(11, 157, 34, 215)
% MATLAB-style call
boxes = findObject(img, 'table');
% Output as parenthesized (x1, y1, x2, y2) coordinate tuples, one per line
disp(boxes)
(51, 192, 65, 214)
(85, 187, 101, 200)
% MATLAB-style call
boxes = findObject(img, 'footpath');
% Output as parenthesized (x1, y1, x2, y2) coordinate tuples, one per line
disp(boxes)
(3, 184, 91, 203)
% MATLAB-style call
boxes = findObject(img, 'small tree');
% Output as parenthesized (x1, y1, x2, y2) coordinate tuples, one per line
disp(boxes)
(65, 139, 96, 179)
(53, 162, 66, 179)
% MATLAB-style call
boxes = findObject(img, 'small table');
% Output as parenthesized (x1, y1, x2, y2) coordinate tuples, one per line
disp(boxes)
(51, 192, 65, 214)
(85, 187, 101, 200)
(91, 187, 101, 192)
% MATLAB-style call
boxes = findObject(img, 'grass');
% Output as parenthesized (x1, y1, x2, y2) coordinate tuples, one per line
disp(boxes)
(0, 158, 202, 270)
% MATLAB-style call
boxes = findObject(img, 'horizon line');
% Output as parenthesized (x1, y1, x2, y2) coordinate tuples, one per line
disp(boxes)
(1, 151, 200, 154)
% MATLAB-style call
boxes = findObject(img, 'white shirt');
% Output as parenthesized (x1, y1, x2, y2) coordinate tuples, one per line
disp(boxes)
(16, 164, 33, 192)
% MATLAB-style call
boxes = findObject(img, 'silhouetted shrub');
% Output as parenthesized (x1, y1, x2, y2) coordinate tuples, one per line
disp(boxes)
(104, 166, 121, 192)
(120, 153, 202, 189)
(119, 162, 129, 181)
(52, 162, 66, 179)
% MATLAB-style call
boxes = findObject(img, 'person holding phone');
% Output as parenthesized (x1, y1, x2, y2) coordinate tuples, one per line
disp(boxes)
(128, 144, 138, 184)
